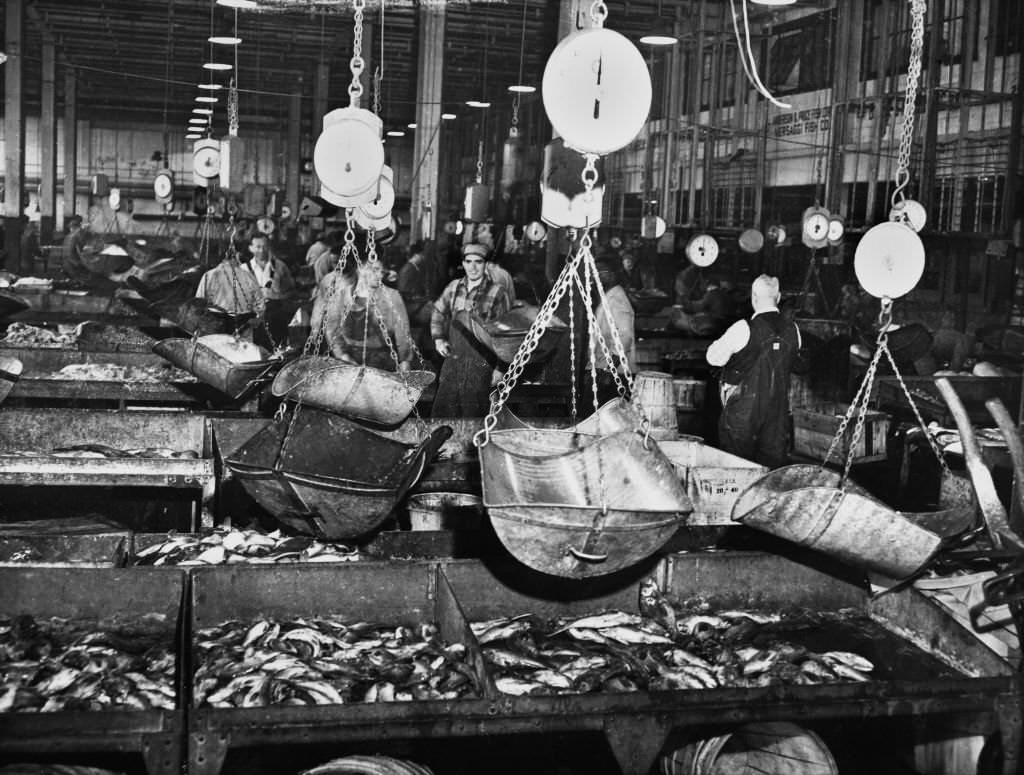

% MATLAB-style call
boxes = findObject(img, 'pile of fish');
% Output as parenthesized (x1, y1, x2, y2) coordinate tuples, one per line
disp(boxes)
(472, 580, 876, 697)
(0, 767, 125, 775)
(303, 756, 434, 775)
(1, 323, 78, 348)
(39, 363, 194, 382)
(0, 613, 176, 712)
(2, 444, 199, 459)
(133, 528, 361, 566)
(194, 616, 478, 708)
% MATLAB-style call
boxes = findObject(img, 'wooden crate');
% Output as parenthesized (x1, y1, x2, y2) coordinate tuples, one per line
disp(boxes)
(792, 402, 890, 464)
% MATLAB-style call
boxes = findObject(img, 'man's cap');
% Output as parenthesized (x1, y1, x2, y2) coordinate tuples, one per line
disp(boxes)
(462, 243, 488, 259)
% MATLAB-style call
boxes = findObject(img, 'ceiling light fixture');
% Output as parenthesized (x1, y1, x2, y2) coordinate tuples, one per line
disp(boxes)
(750, 0, 796, 5)
(203, 62, 232, 71)
(640, 34, 679, 45)
(441, 112, 456, 120)
(407, 123, 417, 129)
(198, 82, 223, 91)
(507, 84, 536, 94)
(465, 100, 491, 109)
(216, 0, 258, 9)
(386, 130, 406, 137)
(189, 118, 208, 125)
(186, 134, 202, 140)
(196, 95, 219, 103)
(193, 107, 214, 115)
(208, 35, 242, 45)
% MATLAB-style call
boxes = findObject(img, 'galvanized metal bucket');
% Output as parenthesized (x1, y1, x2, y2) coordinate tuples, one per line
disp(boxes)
(0, 288, 30, 320)
(0, 355, 22, 405)
(732, 465, 945, 579)
(661, 722, 838, 775)
(479, 428, 692, 578)
(226, 405, 452, 539)
(472, 304, 569, 366)
(271, 355, 435, 427)
(153, 335, 281, 400)
(495, 396, 642, 435)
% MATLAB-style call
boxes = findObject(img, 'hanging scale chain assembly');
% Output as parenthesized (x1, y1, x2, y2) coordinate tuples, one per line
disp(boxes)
(889, 0, 927, 230)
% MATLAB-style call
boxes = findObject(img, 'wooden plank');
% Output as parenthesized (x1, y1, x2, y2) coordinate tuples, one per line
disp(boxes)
(793, 403, 890, 464)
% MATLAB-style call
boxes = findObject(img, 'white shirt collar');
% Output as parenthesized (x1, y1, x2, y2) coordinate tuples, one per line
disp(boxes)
(250, 259, 274, 288)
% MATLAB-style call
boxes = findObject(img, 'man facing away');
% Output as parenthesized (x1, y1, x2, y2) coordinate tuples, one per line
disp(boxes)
(706, 274, 800, 468)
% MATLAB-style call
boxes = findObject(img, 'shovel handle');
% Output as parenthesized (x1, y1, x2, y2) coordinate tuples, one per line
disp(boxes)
(567, 546, 609, 563)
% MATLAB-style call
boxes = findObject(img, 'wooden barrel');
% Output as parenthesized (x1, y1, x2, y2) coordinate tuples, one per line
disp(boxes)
(661, 722, 838, 775)
(634, 371, 678, 440)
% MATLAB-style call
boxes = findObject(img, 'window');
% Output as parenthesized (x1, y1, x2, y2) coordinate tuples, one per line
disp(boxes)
(765, 9, 836, 95)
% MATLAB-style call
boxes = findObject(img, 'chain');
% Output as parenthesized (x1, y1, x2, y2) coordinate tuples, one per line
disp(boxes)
(881, 339, 951, 477)
(589, 0, 608, 26)
(348, 0, 366, 107)
(306, 211, 357, 355)
(228, 78, 239, 138)
(892, 0, 926, 208)
(373, 65, 382, 115)
(569, 280, 577, 421)
(476, 141, 484, 185)
(581, 153, 600, 202)
(475, 247, 587, 446)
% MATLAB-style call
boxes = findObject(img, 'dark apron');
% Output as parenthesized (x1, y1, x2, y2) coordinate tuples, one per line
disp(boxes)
(341, 300, 393, 371)
(431, 311, 496, 417)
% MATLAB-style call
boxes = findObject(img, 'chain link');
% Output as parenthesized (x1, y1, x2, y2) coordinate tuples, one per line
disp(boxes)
(348, 0, 366, 107)
(373, 65, 382, 115)
(589, 0, 608, 26)
(227, 78, 239, 138)
(581, 153, 600, 203)
(892, 0, 926, 208)
(476, 141, 484, 185)
(306, 210, 358, 356)
(568, 281, 577, 421)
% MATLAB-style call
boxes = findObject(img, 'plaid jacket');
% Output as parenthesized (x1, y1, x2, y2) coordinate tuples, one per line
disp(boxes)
(430, 276, 510, 341)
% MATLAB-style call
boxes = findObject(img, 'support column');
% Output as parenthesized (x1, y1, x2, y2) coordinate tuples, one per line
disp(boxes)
(4, 0, 25, 269)
(63, 68, 78, 226)
(827, 1, 864, 214)
(40, 40, 57, 247)
(313, 62, 330, 194)
(411, 6, 444, 243)
(286, 91, 302, 217)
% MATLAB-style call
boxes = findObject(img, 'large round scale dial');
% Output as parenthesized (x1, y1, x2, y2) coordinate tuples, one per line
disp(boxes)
(314, 107, 385, 206)
(542, 27, 652, 156)
(358, 166, 396, 221)
(193, 139, 222, 180)
(685, 234, 719, 267)
(801, 206, 830, 249)
(854, 221, 925, 299)
(154, 171, 174, 203)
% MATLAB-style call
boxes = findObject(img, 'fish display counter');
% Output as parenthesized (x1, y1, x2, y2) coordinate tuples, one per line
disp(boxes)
(185, 555, 1020, 775)
(0, 409, 216, 530)
(0, 566, 187, 775)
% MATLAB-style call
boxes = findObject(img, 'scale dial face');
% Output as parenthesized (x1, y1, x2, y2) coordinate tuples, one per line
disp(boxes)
(889, 199, 927, 233)
(193, 140, 222, 179)
(525, 221, 547, 242)
(314, 107, 385, 201)
(541, 27, 652, 156)
(686, 234, 719, 267)
(154, 171, 174, 202)
(359, 167, 396, 220)
(108, 187, 121, 211)
(854, 221, 925, 299)
(801, 206, 831, 248)
(256, 216, 275, 236)
(827, 216, 845, 244)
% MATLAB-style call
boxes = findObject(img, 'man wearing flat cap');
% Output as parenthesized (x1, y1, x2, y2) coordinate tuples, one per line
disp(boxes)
(430, 242, 511, 416)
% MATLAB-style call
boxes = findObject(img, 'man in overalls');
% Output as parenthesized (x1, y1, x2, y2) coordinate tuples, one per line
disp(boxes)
(430, 242, 511, 417)
(706, 274, 800, 468)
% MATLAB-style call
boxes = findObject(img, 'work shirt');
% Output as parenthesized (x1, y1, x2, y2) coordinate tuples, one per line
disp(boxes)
(485, 262, 516, 305)
(313, 252, 341, 286)
(590, 284, 636, 373)
(195, 260, 265, 315)
(430, 276, 510, 342)
(242, 257, 295, 301)
(706, 307, 802, 369)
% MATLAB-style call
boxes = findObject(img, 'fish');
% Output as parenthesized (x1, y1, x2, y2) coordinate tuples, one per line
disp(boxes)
(476, 620, 533, 645)
(599, 626, 673, 646)
(551, 611, 642, 634)
(494, 676, 545, 696)
(482, 648, 549, 671)
(821, 651, 874, 673)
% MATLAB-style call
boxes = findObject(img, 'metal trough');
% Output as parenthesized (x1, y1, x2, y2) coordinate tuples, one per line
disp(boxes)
(153, 334, 282, 400)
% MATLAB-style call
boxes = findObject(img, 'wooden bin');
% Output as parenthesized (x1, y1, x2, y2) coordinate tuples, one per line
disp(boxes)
(792, 402, 890, 464)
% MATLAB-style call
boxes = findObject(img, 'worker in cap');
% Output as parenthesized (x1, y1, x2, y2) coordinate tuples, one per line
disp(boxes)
(706, 274, 801, 467)
(430, 241, 511, 416)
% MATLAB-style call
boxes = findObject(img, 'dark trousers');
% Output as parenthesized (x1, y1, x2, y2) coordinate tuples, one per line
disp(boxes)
(718, 387, 790, 469)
